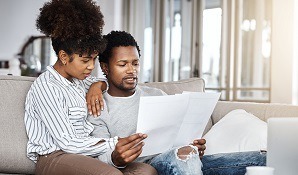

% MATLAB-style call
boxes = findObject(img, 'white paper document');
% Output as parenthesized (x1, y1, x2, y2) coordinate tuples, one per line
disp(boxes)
(136, 92, 220, 157)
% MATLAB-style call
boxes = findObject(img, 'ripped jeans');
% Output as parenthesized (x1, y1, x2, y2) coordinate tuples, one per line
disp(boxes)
(146, 149, 266, 175)
(147, 145, 203, 175)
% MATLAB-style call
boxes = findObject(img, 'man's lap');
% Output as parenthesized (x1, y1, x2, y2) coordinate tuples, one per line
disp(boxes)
(147, 147, 203, 175)
(201, 151, 267, 175)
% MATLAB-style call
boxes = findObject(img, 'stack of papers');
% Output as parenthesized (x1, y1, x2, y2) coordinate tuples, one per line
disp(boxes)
(136, 92, 220, 157)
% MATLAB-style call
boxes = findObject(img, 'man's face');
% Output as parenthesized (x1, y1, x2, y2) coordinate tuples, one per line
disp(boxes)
(63, 52, 98, 80)
(102, 46, 140, 96)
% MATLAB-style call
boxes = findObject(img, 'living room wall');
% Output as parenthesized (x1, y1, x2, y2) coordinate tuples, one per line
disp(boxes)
(0, 0, 122, 60)
(0, 0, 298, 104)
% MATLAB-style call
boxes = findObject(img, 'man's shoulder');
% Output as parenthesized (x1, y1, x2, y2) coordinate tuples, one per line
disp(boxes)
(137, 85, 166, 96)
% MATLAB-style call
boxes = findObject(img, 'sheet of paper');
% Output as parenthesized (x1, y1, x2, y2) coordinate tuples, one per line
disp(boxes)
(136, 92, 220, 157)
(136, 94, 189, 157)
(173, 92, 221, 147)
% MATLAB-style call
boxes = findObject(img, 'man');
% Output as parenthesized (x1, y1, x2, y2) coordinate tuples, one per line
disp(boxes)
(24, 1, 157, 175)
(87, 30, 266, 175)
(89, 30, 203, 175)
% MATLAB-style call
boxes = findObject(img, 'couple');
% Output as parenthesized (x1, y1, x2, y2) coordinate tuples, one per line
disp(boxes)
(24, 0, 265, 175)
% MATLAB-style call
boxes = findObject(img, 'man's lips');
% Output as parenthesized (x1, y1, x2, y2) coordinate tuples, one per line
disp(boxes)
(123, 76, 138, 82)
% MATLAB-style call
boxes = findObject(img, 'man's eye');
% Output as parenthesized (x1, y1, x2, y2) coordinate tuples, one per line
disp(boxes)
(119, 64, 126, 67)
(83, 60, 89, 63)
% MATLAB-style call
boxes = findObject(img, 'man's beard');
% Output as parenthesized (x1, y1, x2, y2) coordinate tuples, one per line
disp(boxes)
(117, 78, 138, 91)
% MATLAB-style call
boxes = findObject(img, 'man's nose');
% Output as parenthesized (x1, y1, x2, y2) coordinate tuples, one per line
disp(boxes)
(127, 64, 136, 73)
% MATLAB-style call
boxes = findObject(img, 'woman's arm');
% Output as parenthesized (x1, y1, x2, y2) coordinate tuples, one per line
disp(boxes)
(81, 76, 108, 116)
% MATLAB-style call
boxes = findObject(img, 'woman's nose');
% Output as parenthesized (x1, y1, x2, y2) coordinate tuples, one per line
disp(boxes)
(87, 60, 95, 70)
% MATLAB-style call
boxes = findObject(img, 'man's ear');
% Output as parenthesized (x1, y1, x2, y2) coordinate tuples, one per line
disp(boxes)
(58, 50, 69, 65)
(100, 62, 109, 75)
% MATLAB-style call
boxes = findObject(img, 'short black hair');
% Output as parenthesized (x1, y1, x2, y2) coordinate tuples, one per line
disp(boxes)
(36, 0, 106, 56)
(99, 31, 141, 63)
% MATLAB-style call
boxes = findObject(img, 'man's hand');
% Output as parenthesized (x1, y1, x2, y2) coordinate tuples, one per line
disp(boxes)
(112, 133, 147, 167)
(191, 138, 206, 159)
(86, 81, 107, 117)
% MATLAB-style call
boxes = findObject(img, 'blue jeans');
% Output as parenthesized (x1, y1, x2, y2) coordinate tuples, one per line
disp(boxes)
(148, 146, 203, 175)
(201, 151, 267, 175)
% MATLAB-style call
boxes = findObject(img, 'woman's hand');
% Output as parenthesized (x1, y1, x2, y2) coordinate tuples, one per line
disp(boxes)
(86, 81, 107, 117)
(191, 138, 206, 159)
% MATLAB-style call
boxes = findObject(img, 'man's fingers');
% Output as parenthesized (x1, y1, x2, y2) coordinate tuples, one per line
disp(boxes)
(119, 142, 144, 162)
(193, 138, 206, 145)
(123, 145, 143, 162)
(197, 145, 206, 151)
(117, 133, 147, 149)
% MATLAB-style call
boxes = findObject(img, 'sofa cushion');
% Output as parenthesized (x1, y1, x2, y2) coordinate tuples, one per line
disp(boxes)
(0, 75, 36, 174)
(203, 109, 267, 155)
(139, 78, 205, 95)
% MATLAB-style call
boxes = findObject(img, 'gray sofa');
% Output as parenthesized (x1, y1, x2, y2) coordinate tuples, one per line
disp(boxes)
(1, 75, 298, 175)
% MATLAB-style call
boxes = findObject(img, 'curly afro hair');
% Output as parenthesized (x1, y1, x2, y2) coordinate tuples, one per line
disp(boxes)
(36, 0, 106, 56)
(99, 30, 141, 64)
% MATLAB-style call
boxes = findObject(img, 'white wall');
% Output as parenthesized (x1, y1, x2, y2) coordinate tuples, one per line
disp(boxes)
(0, 0, 45, 60)
(98, 0, 123, 34)
(0, 0, 122, 61)
(2, 0, 298, 104)
(271, 0, 298, 104)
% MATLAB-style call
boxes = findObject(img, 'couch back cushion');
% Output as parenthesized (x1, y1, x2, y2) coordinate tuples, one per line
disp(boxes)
(0, 75, 36, 174)
(139, 78, 205, 95)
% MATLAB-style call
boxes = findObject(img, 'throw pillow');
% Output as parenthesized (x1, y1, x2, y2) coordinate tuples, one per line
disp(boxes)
(203, 109, 267, 155)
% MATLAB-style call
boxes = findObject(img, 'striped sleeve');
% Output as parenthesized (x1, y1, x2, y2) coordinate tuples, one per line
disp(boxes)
(31, 81, 117, 157)
(81, 75, 108, 92)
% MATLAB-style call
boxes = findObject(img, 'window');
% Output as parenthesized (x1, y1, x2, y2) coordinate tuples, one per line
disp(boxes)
(123, 0, 272, 102)
(203, 0, 272, 102)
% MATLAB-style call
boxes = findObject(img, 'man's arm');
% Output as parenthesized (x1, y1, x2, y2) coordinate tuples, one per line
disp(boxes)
(88, 101, 111, 138)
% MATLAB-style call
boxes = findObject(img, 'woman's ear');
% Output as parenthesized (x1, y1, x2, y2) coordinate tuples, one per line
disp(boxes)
(100, 62, 109, 75)
(58, 50, 69, 65)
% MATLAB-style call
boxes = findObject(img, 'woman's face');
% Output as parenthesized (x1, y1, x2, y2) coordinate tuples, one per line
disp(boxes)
(59, 51, 98, 81)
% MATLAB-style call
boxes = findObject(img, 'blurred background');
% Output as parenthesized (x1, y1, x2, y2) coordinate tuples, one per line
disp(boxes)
(0, 0, 297, 104)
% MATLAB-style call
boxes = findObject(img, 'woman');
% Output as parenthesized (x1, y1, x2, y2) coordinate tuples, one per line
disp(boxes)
(24, 0, 157, 175)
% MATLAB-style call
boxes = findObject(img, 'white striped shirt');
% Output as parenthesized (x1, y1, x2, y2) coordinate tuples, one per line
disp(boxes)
(24, 66, 118, 163)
